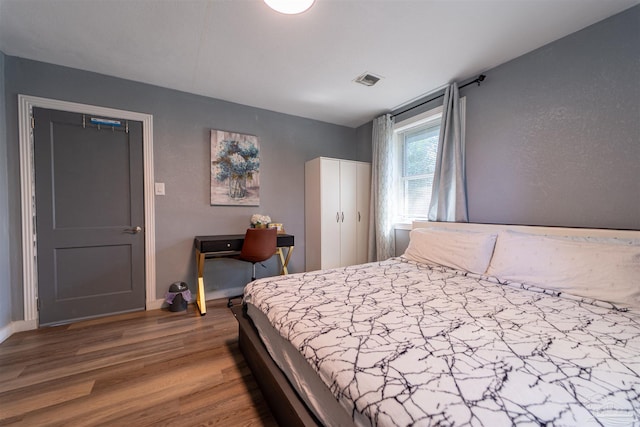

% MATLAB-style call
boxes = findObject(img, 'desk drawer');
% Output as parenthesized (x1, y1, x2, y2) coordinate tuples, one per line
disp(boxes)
(199, 238, 243, 253)
(195, 233, 294, 254)
(276, 234, 294, 247)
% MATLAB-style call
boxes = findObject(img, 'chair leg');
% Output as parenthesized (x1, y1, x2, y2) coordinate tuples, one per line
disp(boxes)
(229, 262, 263, 307)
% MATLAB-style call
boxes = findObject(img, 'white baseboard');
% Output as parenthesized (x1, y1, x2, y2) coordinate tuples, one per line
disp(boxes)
(0, 319, 38, 344)
(0, 323, 11, 344)
(146, 298, 166, 310)
(13, 319, 37, 333)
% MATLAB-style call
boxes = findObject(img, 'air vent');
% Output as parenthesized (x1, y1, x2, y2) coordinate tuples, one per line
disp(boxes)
(354, 72, 382, 87)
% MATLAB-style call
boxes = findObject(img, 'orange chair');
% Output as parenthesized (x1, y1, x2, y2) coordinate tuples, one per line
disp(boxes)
(227, 227, 277, 307)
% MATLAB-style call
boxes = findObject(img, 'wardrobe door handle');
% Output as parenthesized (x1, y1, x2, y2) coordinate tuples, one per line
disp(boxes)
(336, 212, 340, 223)
(358, 212, 361, 222)
(341, 212, 344, 222)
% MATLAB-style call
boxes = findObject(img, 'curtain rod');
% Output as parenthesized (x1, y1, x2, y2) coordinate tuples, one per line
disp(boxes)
(392, 74, 486, 118)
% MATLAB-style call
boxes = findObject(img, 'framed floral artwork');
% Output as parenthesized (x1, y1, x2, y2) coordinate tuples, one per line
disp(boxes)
(210, 129, 260, 206)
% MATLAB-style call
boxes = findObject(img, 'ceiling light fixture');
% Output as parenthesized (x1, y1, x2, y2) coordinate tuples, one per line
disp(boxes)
(264, 0, 315, 15)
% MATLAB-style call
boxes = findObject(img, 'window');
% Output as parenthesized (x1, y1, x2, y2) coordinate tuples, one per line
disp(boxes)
(394, 107, 442, 221)
(393, 97, 465, 223)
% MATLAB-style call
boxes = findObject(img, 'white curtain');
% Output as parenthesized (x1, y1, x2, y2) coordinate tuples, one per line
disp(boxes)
(428, 82, 469, 222)
(368, 114, 396, 262)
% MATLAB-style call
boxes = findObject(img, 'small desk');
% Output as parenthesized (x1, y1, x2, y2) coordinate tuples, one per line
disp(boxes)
(193, 233, 294, 315)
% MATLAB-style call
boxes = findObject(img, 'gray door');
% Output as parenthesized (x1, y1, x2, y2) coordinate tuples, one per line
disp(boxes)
(33, 108, 145, 326)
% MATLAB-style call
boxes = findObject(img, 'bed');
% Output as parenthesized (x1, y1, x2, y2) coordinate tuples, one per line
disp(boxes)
(233, 222, 640, 426)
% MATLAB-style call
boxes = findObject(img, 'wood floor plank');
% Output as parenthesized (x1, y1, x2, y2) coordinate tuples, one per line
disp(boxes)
(0, 364, 24, 382)
(0, 380, 95, 419)
(0, 339, 180, 394)
(0, 299, 277, 426)
(26, 361, 226, 426)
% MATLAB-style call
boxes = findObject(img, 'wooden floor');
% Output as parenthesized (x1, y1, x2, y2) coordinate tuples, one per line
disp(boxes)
(0, 299, 278, 426)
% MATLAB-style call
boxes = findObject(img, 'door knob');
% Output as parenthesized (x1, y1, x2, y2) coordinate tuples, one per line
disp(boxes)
(125, 226, 142, 234)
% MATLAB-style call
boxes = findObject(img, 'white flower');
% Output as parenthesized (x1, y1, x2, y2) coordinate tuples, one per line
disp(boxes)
(250, 214, 271, 225)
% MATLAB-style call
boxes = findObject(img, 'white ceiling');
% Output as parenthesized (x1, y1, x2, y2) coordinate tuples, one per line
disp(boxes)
(1, 0, 638, 128)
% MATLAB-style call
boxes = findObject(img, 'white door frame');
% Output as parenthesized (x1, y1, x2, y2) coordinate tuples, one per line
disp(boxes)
(18, 95, 157, 328)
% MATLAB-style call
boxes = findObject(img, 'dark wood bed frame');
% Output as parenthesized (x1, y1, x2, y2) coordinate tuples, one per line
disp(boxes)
(230, 304, 321, 427)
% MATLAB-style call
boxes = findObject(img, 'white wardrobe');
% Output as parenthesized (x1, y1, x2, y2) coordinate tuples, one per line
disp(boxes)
(305, 157, 371, 271)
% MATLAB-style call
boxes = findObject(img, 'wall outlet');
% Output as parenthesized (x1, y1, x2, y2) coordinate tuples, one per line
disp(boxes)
(155, 182, 165, 196)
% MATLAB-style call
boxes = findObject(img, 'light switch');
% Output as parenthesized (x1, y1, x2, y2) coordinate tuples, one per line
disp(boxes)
(155, 182, 165, 196)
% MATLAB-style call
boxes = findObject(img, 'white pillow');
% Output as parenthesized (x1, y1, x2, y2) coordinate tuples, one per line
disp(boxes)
(534, 232, 640, 246)
(486, 230, 640, 307)
(403, 227, 497, 274)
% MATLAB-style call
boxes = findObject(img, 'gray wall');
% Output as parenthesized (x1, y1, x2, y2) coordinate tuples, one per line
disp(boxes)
(463, 6, 639, 230)
(355, 122, 373, 163)
(361, 5, 640, 233)
(4, 57, 359, 320)
(0, 51, 11, 331)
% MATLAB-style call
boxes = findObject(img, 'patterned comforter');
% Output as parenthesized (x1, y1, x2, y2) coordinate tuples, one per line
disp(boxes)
(244, 258, 640, 426)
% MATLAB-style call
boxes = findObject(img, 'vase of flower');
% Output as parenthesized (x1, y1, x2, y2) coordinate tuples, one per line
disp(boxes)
(251, 214, 271, 228)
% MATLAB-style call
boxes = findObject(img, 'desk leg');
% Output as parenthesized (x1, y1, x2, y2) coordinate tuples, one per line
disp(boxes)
(197, 278, 207, 316)
(277, 246, 294, 275)
(196, 250, 207, 316)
